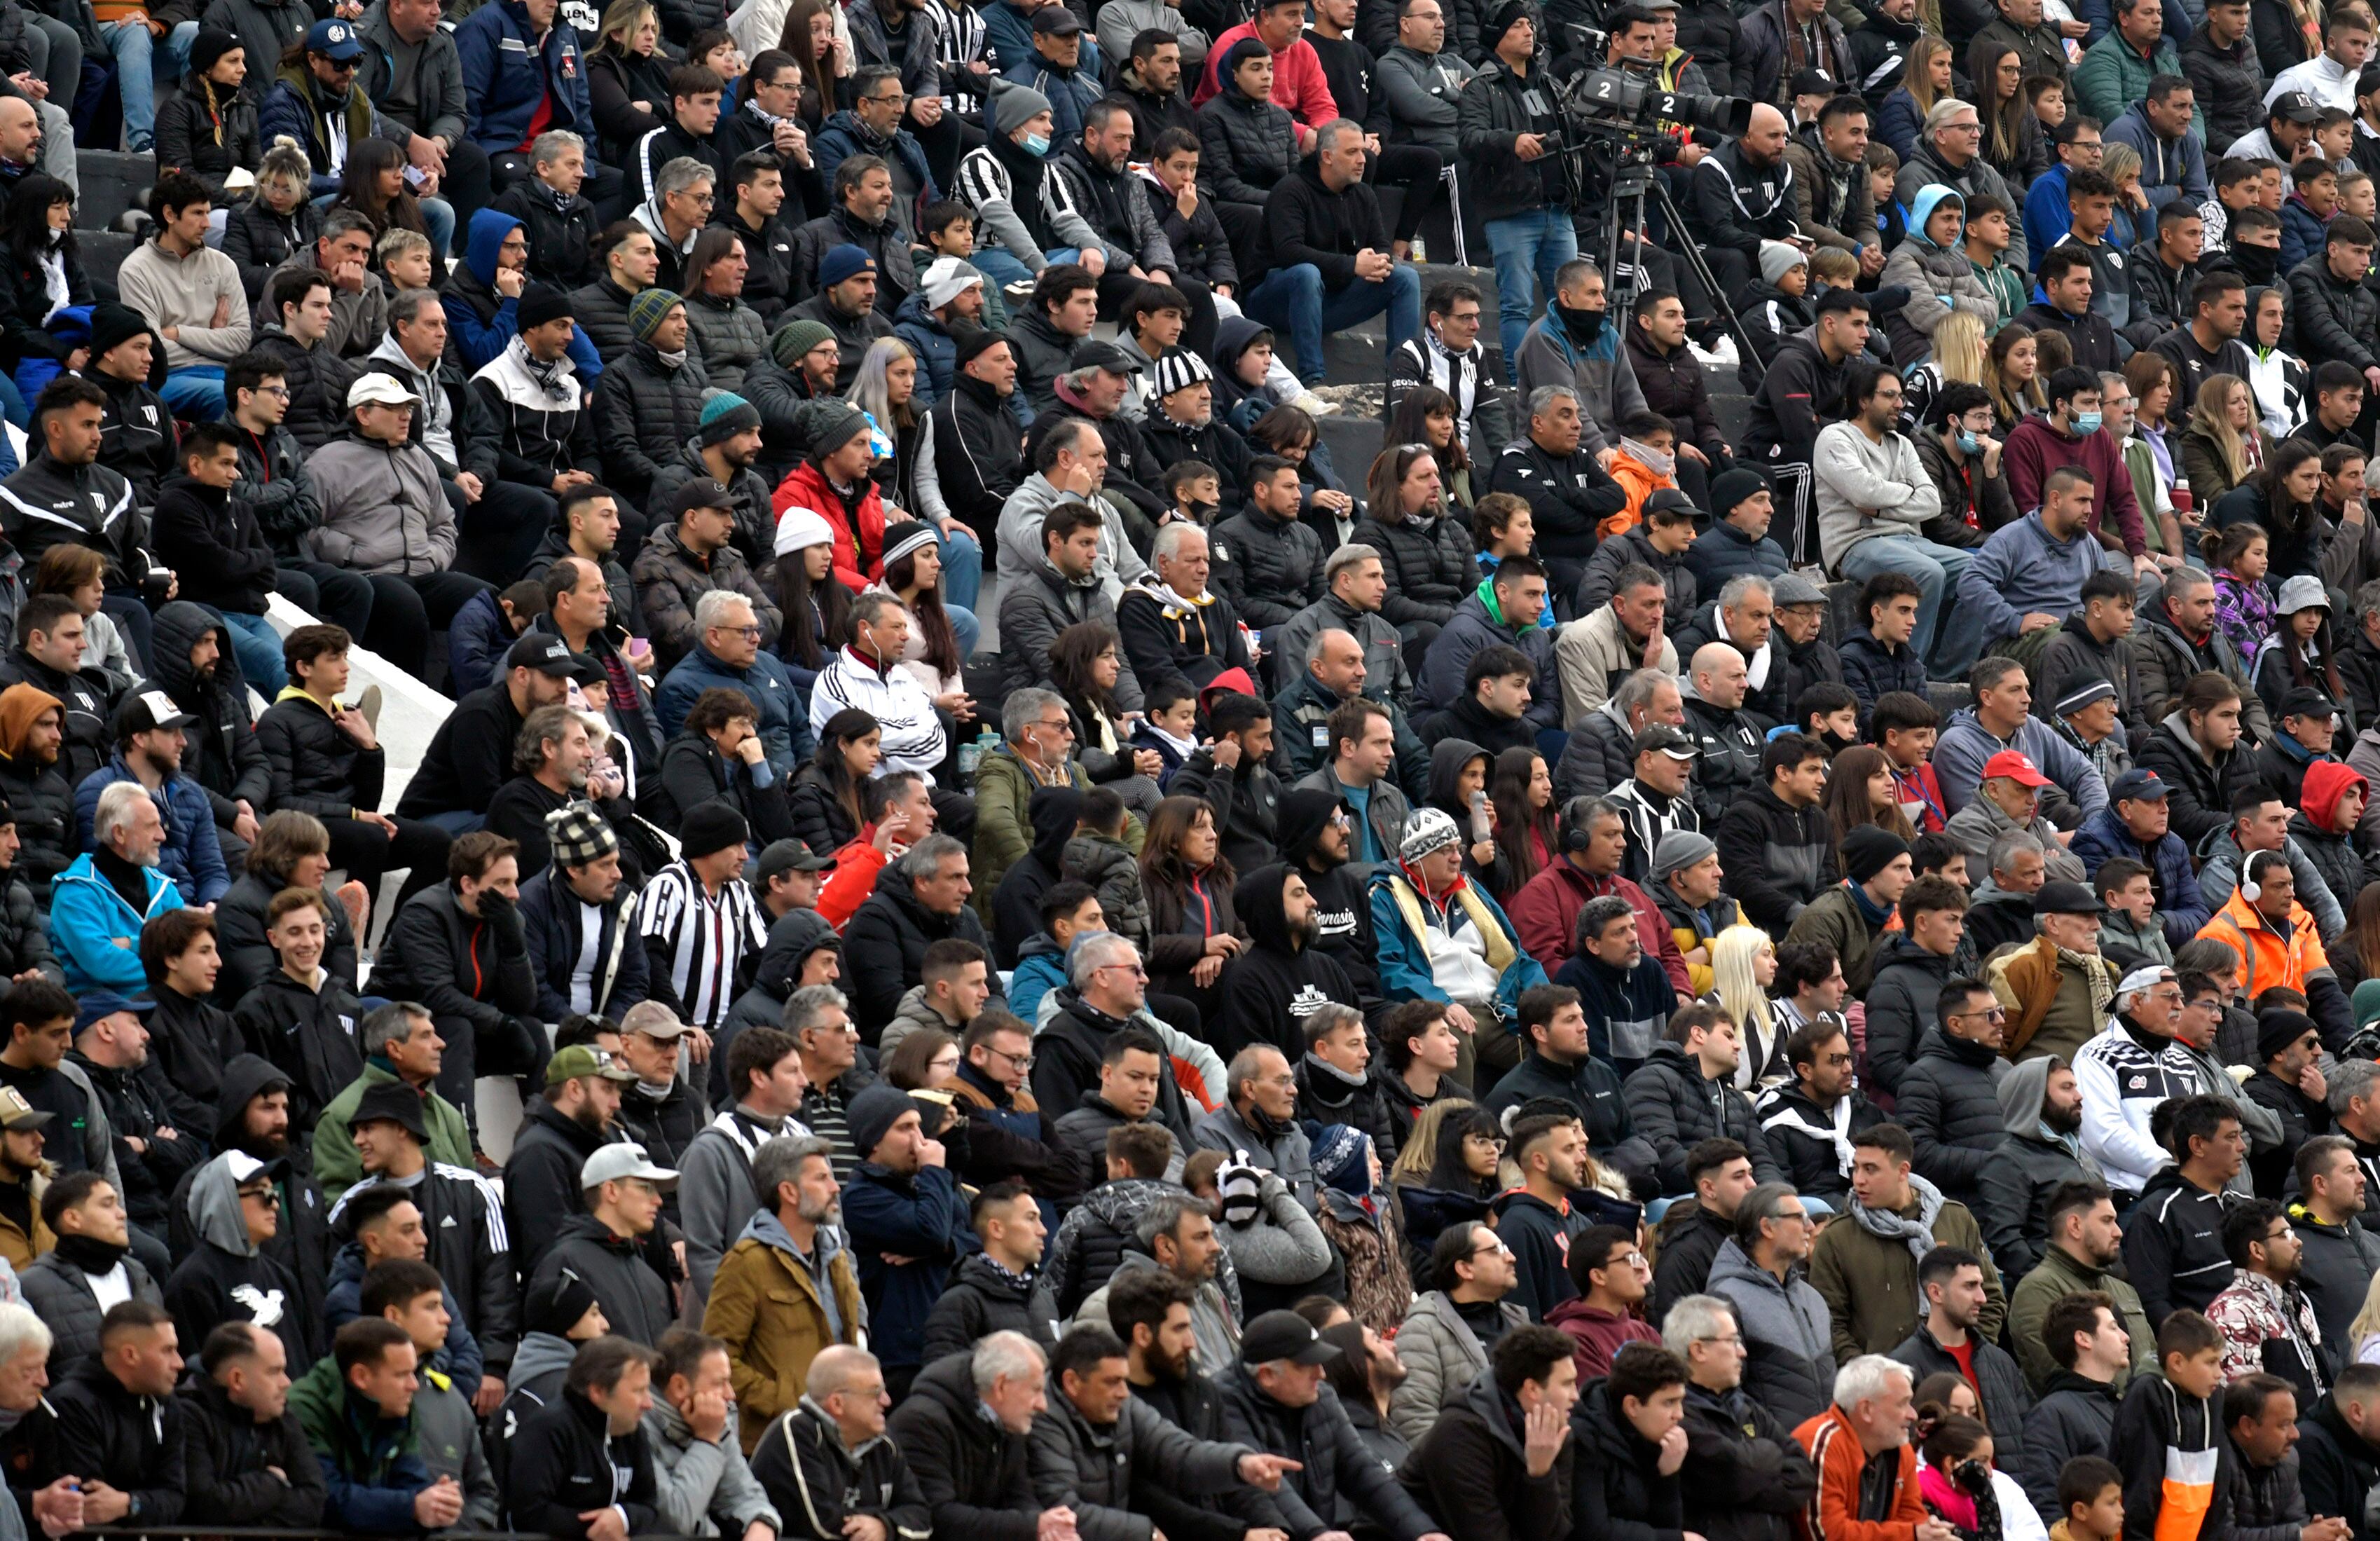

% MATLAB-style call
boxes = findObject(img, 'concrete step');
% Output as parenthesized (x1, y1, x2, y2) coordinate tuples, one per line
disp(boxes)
(72, 150, 152, 236)
(81, 229, 135, 288)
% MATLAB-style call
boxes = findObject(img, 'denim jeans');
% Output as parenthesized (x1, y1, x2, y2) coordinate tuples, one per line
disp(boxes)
(937, 523, 981, 616)
(162, 366, 226, 420)
(97, 20, 155, 152)
(211, 608, 287, 694)
(165, 18, 195, 76)
(1241, 262, 1422, 385)
(968, 247, 1035, 292)
(1838, 533, 1980, 679)
(1483, 206, 1577, 365)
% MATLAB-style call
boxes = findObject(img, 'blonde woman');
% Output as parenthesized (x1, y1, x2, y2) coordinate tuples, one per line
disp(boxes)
(221, 141, 319, 299)
(2181, 374, 2274, 507)
(2099, 140, 2150, 249)
(1705, 925, 1787, 1092)
(1878, 36, 1953, 160)
(2349, 1268, 2380, 1362)
(1901, 310, 1987, 431)
(1982, 322, 2046, 434)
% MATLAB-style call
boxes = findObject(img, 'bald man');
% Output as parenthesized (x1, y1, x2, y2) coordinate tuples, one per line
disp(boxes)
(1691, 104, 1806, 300)
(1681, 640, 1768, 823)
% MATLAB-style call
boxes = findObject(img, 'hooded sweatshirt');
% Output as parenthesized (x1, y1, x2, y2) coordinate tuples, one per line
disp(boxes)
(2110, 1372, 2229, 1541)
(163, 1149, 317, 1370)
(1981, 1055, 2103, 1279)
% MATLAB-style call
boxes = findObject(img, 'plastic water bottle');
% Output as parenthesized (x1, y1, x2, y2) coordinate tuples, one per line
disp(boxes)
(958, 728, 998, 778)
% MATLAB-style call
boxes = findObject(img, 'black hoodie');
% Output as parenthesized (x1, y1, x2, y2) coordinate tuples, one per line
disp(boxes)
(1215, 863, 1358, 1062)
(163, 1147, 320, 1372)
(1277, 787, 1383, 1013)
(502, 1093, 620, 1275)
(164, 1053, 331, 1340)
(990, 785, 1085, 970)
(173, 1373, 326, 1527)
(230, 965, 366, 1130)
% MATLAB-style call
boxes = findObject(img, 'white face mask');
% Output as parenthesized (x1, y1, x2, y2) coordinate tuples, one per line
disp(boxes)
(1621, 436, 1675, 477)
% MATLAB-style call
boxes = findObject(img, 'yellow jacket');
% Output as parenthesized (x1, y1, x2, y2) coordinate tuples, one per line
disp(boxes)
(701, 1218, 867, 1453)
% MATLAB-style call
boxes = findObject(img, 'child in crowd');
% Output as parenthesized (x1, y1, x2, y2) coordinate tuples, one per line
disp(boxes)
(2110, 1313, 2227, 1541)
(1129, 684, 1201, 790)
(1163, 460, 1221, 528)
(915, 199, 1007, 330)
(2050, 1456, 2123, 1541)
(2211, 523, 2278, 664)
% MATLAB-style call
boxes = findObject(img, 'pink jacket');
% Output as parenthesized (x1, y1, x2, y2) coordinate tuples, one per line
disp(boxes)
(1192, 25, 1339, 128)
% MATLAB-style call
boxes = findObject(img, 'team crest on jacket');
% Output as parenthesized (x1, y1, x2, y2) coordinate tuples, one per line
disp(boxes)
(2127, 1072, 2150, 1091)
(1287, 984, 1332, 1018)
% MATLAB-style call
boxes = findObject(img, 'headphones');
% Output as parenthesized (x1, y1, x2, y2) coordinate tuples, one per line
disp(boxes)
(2241, 849, 2283, 904)
(1560, 795, 1600, 853)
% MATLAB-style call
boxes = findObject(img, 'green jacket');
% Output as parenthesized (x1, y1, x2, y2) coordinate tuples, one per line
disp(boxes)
(970, 744, 1143, 920)
(1782, 884, 1887, 996)
(2072, 33, 2206, 142)
(1806, 1182, 2007, 1364)
(287, 1354, 432, 1533)
(310, 1062, 474, 1202)
(1969, 254, 2028, 331)
(2006, 1239, 2158, 1394)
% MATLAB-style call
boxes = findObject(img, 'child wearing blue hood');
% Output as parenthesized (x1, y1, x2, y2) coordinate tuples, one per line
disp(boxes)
(1880, 186, 2002, 369)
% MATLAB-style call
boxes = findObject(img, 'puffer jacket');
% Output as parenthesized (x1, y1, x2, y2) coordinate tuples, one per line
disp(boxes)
(154, 76, 263, 202)
(594, 341, 711, 505)
(1892, 1026, 2009, 1221)
(1456, 55, 1568, 224)
(1890, 1322, 2032, 1478)
(254, 687, 381, 823)
(2288, 251, 2380, 371)
(1623, 1041, 1782, 1193)
(1706, 1236, 1836, 1428)
(1197, 85, 1300, 205)
(304, 427, 455, 577)
(1349, 506, 1479, 630)
(220, 198, 318, 302)
(248, 324, 356, 454)
(1209, 502, 1326, 631)
(682, 292, 768, 394)
(566, 275, 640, 365)
(2133, 708, 2247, 847)
(2179, 26, 2263, 153)
(1864, 933, 1962, 1098)
(631, 520, 782, 675)
(1878, 185, 2002, 368)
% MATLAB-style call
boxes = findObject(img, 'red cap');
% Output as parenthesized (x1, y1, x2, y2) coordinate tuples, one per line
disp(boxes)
(1981, 750, 2052, 788)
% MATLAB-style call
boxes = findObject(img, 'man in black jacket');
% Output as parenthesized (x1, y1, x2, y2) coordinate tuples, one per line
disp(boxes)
(1243, 120, 1419, 385)
(223, 351, 377, 642)
(885, 1330, 1055, 1541)
(76, 304, 178, 509)
(148, 603, 270, 868)
(918, 1181, 1058, 1364)
(503, 1045, 637, 1274)
(1740, 289, 1871, 566)
(1889, 1247, 2033, 1471)
(1691, 104, 1803, 302)
(488, 132, 603, 289)
(506, 1335, 663, 1541)
(750, 1345, 930, 1537)
(1398, 1324, 1574, 1541)
(1210, 453, 1321, 638)
(370, 829, 546, 1120)
(2014, 1291, 2128, 1523)
(1752, 1020, 1883, 1207)
(1144, 352, 1256, 513)
(395, 631, 573, 828)
(2288, 214, 2380, 388)
(1486, 388, 1631, 594)
(175, 1321, 328, 1528)
(0, 594, 120, 791)
(333, 1081, 519, 1392)
(715, 148, 799, 327)
(2016, 245, 2128, 375)
(47, 1300, 186, 1528)
(927, 329, 1025, 540)
(166, 1055, 333, 1350)
(1452, 2, 1572, 367)
(527, 1144, 680, 1349)
(2224, 1373, 2323, 1541)
(1117, 523, 1253, 698)
(2180, 0, 2262, 154)
(69, 992, 206, 1256)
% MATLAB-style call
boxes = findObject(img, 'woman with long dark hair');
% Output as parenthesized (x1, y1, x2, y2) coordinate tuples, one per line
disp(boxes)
(0, 175, 85, 394)
(772, 507, 855, 688)
(1252, 403, 1358, 545)
(1387, 386, 1473, 512)
(1823, 744, 1918, 867)
(1139, 794, 1245, 1022)
(788, 706, 881, 854)
(2212, 434, 2325, 583)
(874, 523, 968, 706)
(334, 138, 428, 247)
(1485, 746, 1555, 900)
(1047, 622, 1163, 807)
(776, 0, 844, 130)
(1394, 1104, 1499, 1270)
(1965, 39, 2045, 189)
(682, 226, 769, 392)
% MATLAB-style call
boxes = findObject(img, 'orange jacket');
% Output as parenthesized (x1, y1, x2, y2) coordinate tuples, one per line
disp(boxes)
(1794, 1404, 1926, 1541)
(2192, 886, 2329, 1003)
(1603, 448, 1680, 540)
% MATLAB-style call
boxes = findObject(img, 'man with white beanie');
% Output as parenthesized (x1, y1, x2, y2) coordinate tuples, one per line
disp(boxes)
(893, 257, 987, 410)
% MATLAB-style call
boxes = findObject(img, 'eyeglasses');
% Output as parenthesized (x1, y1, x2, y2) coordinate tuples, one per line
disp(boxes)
(254, 384, 291, 399)
(1097, 961, 1149, 978)
(1951, 1006, 2009, 1022)
(712, 624, 764, 641)
(867, 90, 909, 106)
(982, 1044, 1034, 1070)
(1469, 1240, 1514, 1259)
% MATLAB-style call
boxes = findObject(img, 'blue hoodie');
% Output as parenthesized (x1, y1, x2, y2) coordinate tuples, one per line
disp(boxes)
(448, 208, 605, 381)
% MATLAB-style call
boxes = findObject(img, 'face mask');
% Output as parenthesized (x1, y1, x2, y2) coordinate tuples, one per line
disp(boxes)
(1184, 498, 1218, 522)
(1953, 430, 1983, 454)
(2234, 243, 2278, 283)
(1562, 303, 1607, 343)
(1022, 132, 1050, 156)
(2073, 411, 2103, 434)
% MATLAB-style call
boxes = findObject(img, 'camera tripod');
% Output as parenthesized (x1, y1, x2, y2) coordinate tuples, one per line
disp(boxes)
(1591, 147, 1767, 392)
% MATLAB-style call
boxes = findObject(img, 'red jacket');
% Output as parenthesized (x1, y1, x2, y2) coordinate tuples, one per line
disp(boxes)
(1506, 858, 1693, 993)
(1192, 25, 1338, 128)
(2002, 416, 2147, 557)
(773, 460, 888, 591)
(1546, 1296, 1660, 1383)
(1794, 1404, 1925, 1541)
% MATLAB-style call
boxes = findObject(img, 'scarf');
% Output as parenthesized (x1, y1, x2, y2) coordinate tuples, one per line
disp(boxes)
(1848, 1170, 1946, 1268)
(1303, 1051, 1367, 1093)
(1144, 722, 1197, 759)
(1246, 1100, 1297, 1145)
(511, 334, 575, 402)
(1621, 436, 1675, 477)
(1129, 573, 1212, 615)
(51, 1231, 128, 1275)
(656, 348, 689, 370)
(2063, 944, 2118, 1020)
(34, 231, 66, 321)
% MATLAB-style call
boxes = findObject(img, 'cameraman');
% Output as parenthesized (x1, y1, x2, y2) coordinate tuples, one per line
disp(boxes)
(1690, 102, 1808, 301)
(1459, 0, 1580, 363)
(1571, 8, 1701, 322)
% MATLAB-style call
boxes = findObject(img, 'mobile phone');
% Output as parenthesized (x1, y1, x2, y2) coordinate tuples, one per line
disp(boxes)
(403, 164, 427, 189)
